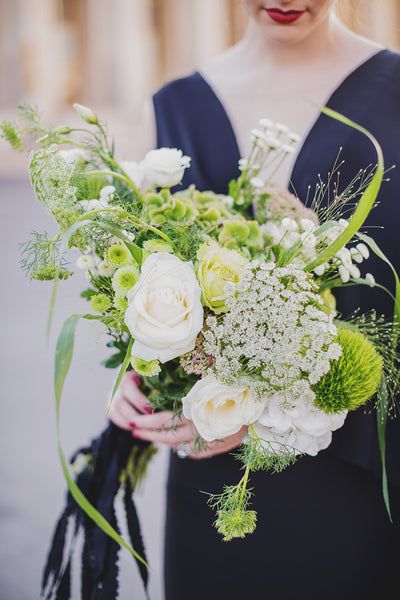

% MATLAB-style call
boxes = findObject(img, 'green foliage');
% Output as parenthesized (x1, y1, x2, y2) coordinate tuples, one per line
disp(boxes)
(140, 359, 199, 413)
(19, 231, 72, 281)
(29, 146, 87, 249)
(102, 336, 130, 369)
(0, 120, 23, 151)
(233, 437, 298, 473)
(72, 173, 109, 202)
(313, 327, 383, 413)
(32, 266, 73, 281)
(206, 472, 256, 541)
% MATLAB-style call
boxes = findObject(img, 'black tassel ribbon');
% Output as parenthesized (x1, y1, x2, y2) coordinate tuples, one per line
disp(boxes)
(41, 423, 152, 600)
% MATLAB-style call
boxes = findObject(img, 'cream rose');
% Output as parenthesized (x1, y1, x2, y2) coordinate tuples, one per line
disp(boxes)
(196, 243, 248, 313)
(142, 147, 191, 188)
(182, 375, 264, 441)
(125, 253, 203, 363)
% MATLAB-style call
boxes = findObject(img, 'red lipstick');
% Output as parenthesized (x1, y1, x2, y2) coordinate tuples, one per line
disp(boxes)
(265, 8, 305, 24)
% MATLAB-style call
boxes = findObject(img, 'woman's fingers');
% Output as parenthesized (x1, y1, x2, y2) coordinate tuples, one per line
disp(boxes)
(119, 372, 152, 413)
(129, 410, 187, 431)
(189, 426, 247, 459)
(108, 372, 150, 429)
(132, 418, 247, 458)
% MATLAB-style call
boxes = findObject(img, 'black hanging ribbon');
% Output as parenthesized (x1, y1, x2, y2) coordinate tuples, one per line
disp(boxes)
(41, 423, 151, 600)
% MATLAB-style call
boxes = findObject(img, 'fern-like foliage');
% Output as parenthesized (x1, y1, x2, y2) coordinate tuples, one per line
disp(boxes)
(19, 231, 72, 281)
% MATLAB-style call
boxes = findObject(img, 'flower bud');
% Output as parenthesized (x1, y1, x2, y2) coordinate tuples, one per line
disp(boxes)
(73, 103, 98, 124)
(53, 126, 71, 134)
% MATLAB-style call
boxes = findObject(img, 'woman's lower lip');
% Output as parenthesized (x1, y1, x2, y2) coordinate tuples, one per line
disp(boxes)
(265, 8, 305, 24)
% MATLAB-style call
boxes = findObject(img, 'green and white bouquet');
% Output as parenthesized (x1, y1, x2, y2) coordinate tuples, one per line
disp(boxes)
(2, 103, 399, 570)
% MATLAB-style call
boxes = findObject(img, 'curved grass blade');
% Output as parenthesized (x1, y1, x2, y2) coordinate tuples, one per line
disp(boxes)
(376, 379, 392, 521)
(46, 275, 59, 342)
(106, 336, 134, 416)
(54, 314, 148, 567)
(356, 232, 400, 329)
(305, 107, 384, 272)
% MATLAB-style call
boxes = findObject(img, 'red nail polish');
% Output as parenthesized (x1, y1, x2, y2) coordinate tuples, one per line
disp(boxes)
(131, 371, 141, 386)
(129, 421, 136, 428)
(132, 430, 141, 438)
(143, 405, 153, 414)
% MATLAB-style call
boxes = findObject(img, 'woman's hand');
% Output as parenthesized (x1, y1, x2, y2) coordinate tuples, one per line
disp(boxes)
(108, 371, 247, 459)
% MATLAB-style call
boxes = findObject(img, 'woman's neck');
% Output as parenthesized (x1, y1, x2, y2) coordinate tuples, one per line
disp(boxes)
(231, 15, 375, 74)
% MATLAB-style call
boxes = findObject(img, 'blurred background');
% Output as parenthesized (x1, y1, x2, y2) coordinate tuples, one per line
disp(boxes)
(1, 1, 399, 599)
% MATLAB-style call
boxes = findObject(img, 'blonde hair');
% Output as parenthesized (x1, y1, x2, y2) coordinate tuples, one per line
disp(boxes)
(335, 0, 362, 28)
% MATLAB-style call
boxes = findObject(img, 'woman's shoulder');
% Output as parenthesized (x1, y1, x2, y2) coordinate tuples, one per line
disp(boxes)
(153, 72, 204, 104)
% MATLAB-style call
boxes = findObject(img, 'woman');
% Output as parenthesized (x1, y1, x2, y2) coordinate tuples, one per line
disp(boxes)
(110, 2, 400, 598)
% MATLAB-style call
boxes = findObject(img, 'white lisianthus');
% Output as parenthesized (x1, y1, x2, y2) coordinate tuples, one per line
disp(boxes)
(182, 375, 264, 442)
(253, 391, 347, 456)
(142, 148, 191, 188)
(125, 253, 203, 363)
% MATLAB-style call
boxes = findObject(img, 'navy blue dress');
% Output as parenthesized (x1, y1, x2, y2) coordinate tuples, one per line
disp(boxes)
(153, 49, 400, 600)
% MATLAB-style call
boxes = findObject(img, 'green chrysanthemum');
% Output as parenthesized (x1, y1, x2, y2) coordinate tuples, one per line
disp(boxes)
(131, 356, 161, 377)
(113, 295, 129, 312)
(112, 264, 140, 297)
(90, 293, 112, 312)
(313, 327, 383, 413)
(107, 243, 132, 267)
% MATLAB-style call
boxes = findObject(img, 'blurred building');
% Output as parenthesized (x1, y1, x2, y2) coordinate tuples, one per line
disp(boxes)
(1, 0, 400, 172)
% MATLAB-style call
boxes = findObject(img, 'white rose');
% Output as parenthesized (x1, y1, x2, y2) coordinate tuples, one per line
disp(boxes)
(253, 393, 347, 456)
(142, 148, 191, 187)
(182, 375, 264, 442)
(125, 253, 203, 363)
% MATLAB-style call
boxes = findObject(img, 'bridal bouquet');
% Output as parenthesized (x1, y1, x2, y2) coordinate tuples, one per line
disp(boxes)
(2, 103, 399, 594)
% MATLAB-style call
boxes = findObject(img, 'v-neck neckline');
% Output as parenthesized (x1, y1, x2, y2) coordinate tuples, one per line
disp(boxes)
(195, 49, 387, 190)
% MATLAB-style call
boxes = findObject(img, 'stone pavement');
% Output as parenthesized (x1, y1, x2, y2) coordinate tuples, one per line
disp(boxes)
(0, 177, 168, 600)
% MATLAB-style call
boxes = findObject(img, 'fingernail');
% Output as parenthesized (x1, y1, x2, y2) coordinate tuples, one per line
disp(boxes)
(129, 421, 136, 428)
(131, 371, 141, 386)
(143, 405, 153, 414)
(132, 430, 141, 439)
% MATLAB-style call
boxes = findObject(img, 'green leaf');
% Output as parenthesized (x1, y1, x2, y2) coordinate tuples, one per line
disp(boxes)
(81, 287, 98, 300)
(376, 379, 392, 522)
(305, 107, 384, 272)
(54, 314, 147, 566)
(102, 352, 125, 369)
(356, 232, 400, 332)
(46, 276, 59, 341)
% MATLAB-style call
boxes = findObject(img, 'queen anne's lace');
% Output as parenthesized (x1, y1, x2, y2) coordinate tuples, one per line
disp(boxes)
(204, 261, 341, 399)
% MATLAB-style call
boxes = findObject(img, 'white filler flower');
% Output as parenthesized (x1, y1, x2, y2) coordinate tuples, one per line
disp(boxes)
(142, 147, 191, 187)
(125, 253, 203, 362)
(182, 375, 264, 442)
